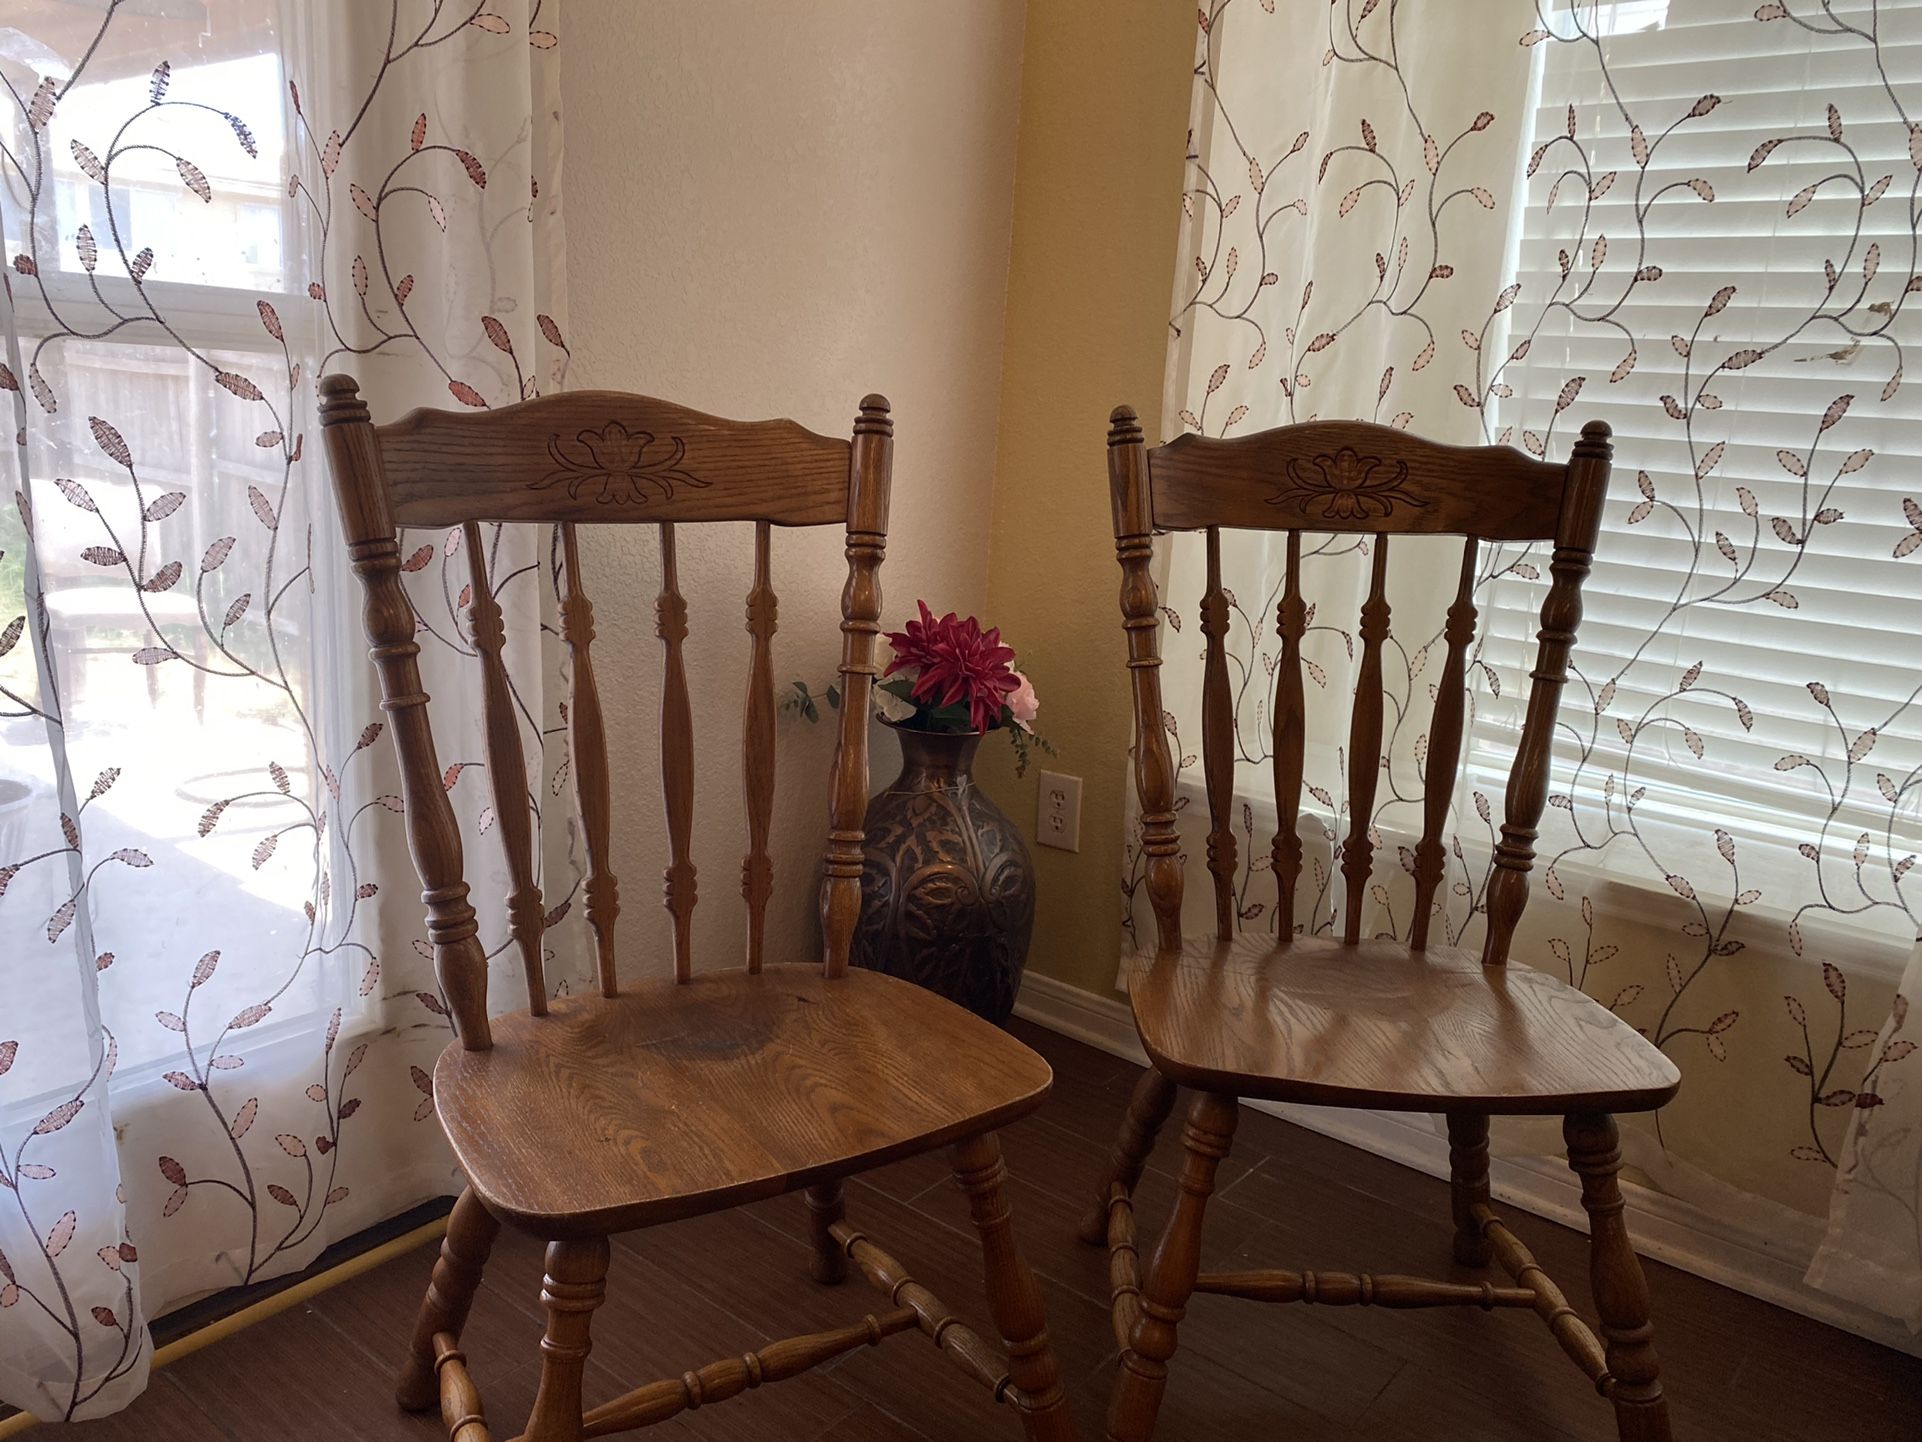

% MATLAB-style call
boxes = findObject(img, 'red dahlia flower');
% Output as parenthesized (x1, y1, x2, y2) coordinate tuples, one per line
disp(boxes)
(883, 600, 1020, 733)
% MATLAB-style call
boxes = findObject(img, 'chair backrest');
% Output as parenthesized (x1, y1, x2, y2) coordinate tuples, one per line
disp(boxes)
(319, 375, 892, 1050)
(1106, 408, 1611, 966)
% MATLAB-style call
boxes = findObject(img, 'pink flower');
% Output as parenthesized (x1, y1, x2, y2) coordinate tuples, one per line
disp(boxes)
(1007, 672, 1039, 730)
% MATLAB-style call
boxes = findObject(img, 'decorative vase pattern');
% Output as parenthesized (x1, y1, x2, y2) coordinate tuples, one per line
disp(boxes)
(852, 725, 1035, 1023)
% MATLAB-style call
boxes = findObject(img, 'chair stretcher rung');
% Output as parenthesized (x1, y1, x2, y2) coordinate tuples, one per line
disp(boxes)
(1474, 1202, 1613, 1392)
(829, 1220, 1016, 1404)
(1104, 1182, 1142, 1350)
(1192, 1268, 1537, 1309)
(578, 1307, 917, 1437)
(433, 1331, 489, 1442)
(1106, 1182, 1614, 1398)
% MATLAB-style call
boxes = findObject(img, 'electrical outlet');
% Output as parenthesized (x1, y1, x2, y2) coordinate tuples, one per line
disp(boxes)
(1036, 770, 1082, 852)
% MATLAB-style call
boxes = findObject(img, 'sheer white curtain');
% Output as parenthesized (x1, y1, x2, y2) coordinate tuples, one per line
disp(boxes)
(1151, 0, 1922, 1328)
(0, 1, 584, 1419)
(1811, 936, 1922, 1325)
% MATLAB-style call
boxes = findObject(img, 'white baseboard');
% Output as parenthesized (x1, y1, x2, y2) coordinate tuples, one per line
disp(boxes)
(1013, 970, 1922, 1358)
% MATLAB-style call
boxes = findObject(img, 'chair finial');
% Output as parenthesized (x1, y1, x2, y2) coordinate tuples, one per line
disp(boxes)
(1109, 404, 1144, 445)
(855, 394, 892, 436)
(318, 373, 369, 427)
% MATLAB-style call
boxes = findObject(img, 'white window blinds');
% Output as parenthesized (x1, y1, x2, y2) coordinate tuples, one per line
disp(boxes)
(1475, 0, 1922, 859)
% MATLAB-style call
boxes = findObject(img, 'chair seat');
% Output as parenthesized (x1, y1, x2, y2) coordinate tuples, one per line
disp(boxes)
(1128, 934, 1680, 1115)
(433, 965, 1051, 1235)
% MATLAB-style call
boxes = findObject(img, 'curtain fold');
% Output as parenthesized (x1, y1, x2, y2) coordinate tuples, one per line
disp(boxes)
(1151, 0, 1922, 1328)
(1809, 935, 1921, 1326)
(0, 1, 582, 1419)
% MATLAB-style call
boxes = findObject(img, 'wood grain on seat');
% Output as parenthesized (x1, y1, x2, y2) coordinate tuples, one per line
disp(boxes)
(1128, 934, 1680, 1115)
(435, 966, 1053, 1237)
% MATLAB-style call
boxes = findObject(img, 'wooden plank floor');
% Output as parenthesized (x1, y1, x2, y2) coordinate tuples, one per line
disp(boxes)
(57, 1020, 1922, 1440)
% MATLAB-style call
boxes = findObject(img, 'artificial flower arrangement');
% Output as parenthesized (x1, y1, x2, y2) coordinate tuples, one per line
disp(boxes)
(785, 601, 1055, 776)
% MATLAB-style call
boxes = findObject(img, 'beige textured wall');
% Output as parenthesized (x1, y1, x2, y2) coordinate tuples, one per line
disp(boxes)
(558, 1, 1026, 974)
(973, 0, 1197, 996)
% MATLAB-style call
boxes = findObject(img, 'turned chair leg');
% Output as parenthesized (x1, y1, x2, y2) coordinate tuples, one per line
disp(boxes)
(1446, 1111, 1493, 1267)
(1106, 1090, 1238, 1442)
(397, 1187, 501, 1411)
(804, 1178, 848, 1285)
(1566, 1112, 1671, 1442)
(949, 1133, 1077, 1442)
(1077, 1067, 1179, 1245)
(520, 1236, 611, 1442)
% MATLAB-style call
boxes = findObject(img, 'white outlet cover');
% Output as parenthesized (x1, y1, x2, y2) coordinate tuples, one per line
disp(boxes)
(1036, 770, 1082, 853)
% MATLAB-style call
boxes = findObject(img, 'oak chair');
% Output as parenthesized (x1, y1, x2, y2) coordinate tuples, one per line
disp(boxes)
(1086, 408, 1681, 1442)
(319, 375, 1077, 1442)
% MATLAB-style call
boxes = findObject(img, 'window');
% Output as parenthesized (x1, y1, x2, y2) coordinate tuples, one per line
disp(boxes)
(1473, 1, 1922, 874)
(2, 13, 323, 1073)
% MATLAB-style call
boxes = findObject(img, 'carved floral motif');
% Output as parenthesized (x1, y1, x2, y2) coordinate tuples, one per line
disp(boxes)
(1267, 446, 1426, 522)
(536, 422, 708, 504)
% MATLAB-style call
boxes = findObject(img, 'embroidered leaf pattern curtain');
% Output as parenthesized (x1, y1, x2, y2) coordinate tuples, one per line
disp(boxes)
(1151, 0, 1922, 1328)
(0, 1, 583, 1418)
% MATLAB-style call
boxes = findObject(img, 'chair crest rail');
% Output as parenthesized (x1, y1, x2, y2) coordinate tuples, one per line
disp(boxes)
(377, 390, 853, 529)
(1145, 420, 1567, 540)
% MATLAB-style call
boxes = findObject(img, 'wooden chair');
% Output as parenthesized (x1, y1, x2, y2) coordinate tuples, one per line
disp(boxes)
(1086, 407, 1681, 1442)
(319, 375, 1078, 1442)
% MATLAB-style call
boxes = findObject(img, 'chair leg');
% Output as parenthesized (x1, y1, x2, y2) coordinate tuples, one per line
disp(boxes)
(804, 1178, 848, 1284)
(1077, 1067, 1178, 1245)
(1566, 1112, 1671, 1442)
(1106, 1090, 1237, 1442)
(397, 1187, 500, 1411)
(1446, 1111, 1493, 1267)
(948, 1132, 1077, 1442)
(520, 1236, 611, 1442)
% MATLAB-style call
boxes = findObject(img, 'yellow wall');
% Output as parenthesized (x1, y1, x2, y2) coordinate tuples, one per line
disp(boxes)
(975, 0, 1196, 996)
